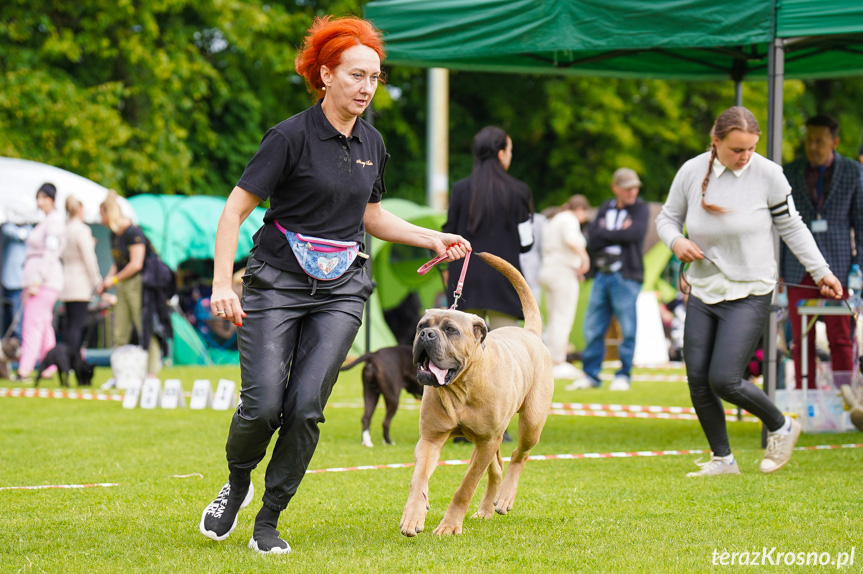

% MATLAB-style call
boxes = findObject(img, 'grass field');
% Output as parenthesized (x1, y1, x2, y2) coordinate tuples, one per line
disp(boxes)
(1, 363, 861, 573)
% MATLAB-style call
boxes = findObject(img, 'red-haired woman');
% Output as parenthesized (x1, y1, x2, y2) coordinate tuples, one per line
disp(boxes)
(199, 15, 470, 554)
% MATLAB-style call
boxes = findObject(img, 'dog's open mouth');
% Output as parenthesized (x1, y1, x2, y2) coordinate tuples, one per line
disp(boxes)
(416, 352, 457, 387)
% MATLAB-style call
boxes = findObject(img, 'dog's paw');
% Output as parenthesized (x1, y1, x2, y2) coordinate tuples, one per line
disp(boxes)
(399, 518, 424, 537)
(400, 506, 426, 537)
(493, 498, 514, 515)
(361, 430, 374, 448)
(433, 522, 462, 535)
(471, 505, 495, 520)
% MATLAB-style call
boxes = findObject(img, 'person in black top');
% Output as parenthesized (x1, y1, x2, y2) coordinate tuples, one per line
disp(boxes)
(199, 15, 470, 555)
(442, 126, 534, 329)
(96, 191, 163, 377)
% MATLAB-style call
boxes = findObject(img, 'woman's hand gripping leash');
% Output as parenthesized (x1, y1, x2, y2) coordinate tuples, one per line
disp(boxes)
(417, 239, 472, 310)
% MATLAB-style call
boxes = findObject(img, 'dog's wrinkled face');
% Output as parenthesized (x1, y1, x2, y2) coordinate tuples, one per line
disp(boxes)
(413, 309, 488, 387)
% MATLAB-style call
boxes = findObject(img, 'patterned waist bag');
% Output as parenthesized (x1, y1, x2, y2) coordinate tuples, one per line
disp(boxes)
(274, 220, 361, 280)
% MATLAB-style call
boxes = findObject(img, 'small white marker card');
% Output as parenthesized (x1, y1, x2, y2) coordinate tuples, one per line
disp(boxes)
(189, 379, 213, 410)
(211, 379, 237, 411)
(139, 378, 162, 409)
(121, 380, 142, 409)
(161, 379, 186, 409)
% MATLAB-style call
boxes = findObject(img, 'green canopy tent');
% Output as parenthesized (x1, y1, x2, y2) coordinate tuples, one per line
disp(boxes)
(127, 195, 446, 363)
(365, 0, 863, 81)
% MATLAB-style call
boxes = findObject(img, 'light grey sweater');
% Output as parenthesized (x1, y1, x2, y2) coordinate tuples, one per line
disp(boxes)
(656, 151, 830, 284)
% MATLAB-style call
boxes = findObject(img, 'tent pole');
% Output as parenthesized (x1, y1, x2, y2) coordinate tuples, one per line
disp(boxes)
(427, 68, 449, 211)
(763, 37, 786, 447)
(734, 81, 743, 107)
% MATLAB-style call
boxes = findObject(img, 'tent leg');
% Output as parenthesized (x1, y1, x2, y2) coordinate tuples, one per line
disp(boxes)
(763, 37, 785, 448)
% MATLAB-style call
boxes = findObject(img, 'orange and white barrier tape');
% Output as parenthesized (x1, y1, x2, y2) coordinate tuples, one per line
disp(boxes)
(305, 443, 863, 475)
(0, 387, 123, 401)
(0, 482, 119, 491)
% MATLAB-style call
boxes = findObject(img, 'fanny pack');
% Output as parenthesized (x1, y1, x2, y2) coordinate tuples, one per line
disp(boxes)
(274, 220, 361, 280)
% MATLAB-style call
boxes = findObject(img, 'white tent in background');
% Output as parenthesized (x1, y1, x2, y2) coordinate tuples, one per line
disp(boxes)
(0, 157, 136, 225)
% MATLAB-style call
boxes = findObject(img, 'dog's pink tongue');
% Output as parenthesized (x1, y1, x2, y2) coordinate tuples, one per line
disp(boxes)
(428, 361, 448, 386)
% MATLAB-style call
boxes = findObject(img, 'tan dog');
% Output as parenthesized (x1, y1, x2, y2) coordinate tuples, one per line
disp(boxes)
(400, 252, 553, 537)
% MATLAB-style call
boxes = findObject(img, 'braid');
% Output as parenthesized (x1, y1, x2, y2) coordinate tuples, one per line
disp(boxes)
(700, 145, 729, 214)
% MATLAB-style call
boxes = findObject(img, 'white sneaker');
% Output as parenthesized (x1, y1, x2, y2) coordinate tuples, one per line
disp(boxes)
(552, 363, 580, 380)
(565, 376, 597, 391)
(609, 375, 630, 391)
(760, 418, 802, 473)
(686, 456, 740, 477)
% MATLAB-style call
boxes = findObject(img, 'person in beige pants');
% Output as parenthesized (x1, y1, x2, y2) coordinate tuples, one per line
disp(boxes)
(539, 195, 591, 380)
(96, 191, 161, 377)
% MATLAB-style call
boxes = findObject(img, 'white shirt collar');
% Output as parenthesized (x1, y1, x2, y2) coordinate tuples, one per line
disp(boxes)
(712, 155, 753, 178)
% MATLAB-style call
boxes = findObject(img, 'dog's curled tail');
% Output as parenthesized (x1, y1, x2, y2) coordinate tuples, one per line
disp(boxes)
(340, 353, 373, 371)
(475, 252, 542, 337)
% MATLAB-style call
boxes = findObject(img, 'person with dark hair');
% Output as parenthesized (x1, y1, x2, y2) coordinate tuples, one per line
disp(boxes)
(781, 114, 863, 390)
(198, 15, 470, 554)
(569, 168, 648, 391)
(442, 126, 535, 329)
(60, 195, 102, 356)
(656, 106, 842, 477)
(18, 183, 65, 380)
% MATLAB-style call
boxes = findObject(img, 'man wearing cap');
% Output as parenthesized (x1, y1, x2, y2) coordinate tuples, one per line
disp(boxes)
(569, 168, 648, 391)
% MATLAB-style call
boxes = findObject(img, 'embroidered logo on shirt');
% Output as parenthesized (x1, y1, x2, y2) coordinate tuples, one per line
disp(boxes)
(356, 159, 374, 167)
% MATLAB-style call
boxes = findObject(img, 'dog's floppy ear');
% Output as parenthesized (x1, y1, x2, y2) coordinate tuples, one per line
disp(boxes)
(472, 317, 488, 345)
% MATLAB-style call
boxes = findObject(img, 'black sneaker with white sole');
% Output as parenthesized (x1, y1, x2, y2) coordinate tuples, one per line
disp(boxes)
(199, 481, 254, 541)
(248, 528, 291, 555)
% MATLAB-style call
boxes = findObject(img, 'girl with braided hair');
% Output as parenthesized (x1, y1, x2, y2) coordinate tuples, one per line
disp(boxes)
(656, 106, 842, 477)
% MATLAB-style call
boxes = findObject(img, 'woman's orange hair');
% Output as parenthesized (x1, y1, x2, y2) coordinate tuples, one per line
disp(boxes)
(295, 15, 386, 100)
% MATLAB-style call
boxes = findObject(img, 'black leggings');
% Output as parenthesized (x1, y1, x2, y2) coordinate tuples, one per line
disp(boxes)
(684, 293, 785, 457)
(63, 301, 90, 353)
(224, 258, 372, 512)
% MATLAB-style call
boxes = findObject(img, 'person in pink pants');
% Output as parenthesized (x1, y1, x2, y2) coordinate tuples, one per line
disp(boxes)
(18, 183, 66, 380)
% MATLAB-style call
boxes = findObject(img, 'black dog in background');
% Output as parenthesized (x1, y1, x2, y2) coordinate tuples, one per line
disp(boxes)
(340, 344, 423, 447)
(34, 343, 95, 388)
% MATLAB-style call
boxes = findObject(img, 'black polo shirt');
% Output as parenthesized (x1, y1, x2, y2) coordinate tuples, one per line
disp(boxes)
(238, 100, 389, 273)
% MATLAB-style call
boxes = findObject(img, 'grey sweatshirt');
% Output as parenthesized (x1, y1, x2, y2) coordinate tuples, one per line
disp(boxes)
(656, 151, 830, 285)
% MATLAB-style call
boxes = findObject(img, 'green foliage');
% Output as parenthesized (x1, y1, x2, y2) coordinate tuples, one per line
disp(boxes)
(0, 0, 344, 196)
(1, 1, 861, 208)
(1, 364, 861, 572)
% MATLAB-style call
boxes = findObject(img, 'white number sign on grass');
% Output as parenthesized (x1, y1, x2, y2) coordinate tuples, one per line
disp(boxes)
(189, 379, 213, 410)
(212, 379, 237, 411)
(161, 379, 186, 409)
(139, 378, 162, 409)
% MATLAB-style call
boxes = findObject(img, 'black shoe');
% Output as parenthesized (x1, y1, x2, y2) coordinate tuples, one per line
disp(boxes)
(199, 481, 254, 541)
(502, 430, 513, 443)
(248, 528, 291, 554)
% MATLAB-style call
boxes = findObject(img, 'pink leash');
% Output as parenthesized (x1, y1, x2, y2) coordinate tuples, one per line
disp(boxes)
(417, 250, 472, 310)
